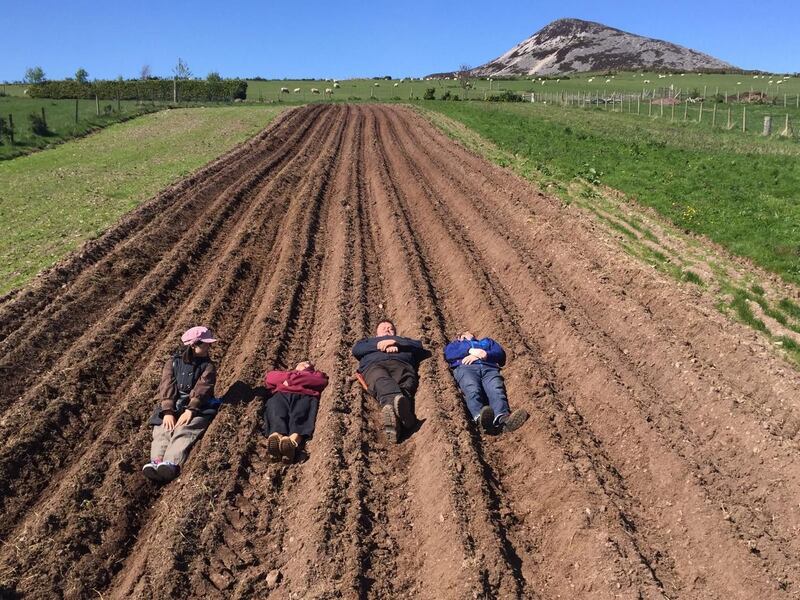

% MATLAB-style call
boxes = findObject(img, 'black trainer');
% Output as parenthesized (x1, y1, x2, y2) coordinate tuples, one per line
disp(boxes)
(500, 409, 529, 433)
(382, 404, 399, 444)
(478, 405, 495, 432)
(393, 394, 416, 430)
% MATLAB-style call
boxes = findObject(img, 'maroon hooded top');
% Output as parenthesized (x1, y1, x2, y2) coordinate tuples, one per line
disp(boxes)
(264, 368, 329, 397)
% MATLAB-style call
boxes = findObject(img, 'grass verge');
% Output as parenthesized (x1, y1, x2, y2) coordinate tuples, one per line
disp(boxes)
(0, 105, 286, 295)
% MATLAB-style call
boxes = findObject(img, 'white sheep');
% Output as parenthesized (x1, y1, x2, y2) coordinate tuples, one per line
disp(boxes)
(293, 88, 301, 93)
(587, 77, 594, 83)
(643, 79, 651, 84)
(374, 82, 380, 87)
(393, 82, 399, 87)
(333, 83, 340, 88)
(605, 79, 611, 83)
(280, 87, 289, 93)
(325, 88, 333, 94)
(310, 88, 320, 94)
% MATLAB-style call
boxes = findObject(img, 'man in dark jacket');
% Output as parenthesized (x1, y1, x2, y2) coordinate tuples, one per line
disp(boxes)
(352, 320, 430, 443)
(444, 332, 528, 433)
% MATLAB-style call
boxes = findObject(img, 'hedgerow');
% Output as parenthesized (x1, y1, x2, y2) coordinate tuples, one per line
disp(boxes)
(28, 79, 247, 102)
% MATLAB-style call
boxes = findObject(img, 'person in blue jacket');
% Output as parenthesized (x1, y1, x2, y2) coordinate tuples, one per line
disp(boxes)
(352, 319, 431, 443)
(444, 331, 529, 433)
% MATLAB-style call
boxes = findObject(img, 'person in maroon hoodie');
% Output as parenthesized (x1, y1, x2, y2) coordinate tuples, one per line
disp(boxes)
(263, 360, 329, 463)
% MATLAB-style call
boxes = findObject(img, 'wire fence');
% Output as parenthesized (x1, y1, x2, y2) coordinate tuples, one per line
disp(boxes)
(521, 90, 798, 137)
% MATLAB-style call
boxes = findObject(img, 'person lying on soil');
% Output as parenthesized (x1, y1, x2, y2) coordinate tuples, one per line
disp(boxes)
(142, 326, 219, 483)
(444, 332, 529, 434)
(352, 319, 431, 443)
(263, 360, 329, 464)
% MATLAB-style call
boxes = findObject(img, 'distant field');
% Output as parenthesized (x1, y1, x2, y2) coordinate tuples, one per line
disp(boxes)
(245, 72, 800, 102)
(0, 105, 286, 294)
(0, 83, 28, 97)
(423, 100, 800, 285)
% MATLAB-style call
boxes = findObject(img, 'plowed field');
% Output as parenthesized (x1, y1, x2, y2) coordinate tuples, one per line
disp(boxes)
(1, 104, 799, 600)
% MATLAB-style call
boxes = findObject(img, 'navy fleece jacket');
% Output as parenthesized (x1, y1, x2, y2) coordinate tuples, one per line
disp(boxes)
(443, 337, 506, 369)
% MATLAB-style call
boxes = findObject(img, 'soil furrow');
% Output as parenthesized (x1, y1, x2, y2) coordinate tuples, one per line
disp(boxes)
(2, 104, 800, 600)
(393, 107, 800, 594)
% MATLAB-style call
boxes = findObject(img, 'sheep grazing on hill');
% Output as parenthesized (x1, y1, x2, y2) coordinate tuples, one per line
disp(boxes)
(393, 82, 399, 87)
(280, 87, 289, 93)
(333, 83, 340, 88)
(293, 88, 301, 93)
(310, 88, 320, 94)
(324, 88, 333, 94)
(587, 77, 594, 83)
(374, 83, 380, 87)
(643, 79, 651, 84)
(605, 79, 611, 83)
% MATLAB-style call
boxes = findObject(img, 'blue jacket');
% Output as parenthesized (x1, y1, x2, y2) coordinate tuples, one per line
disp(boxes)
(443, 337, 506, 369)
(352, 335, 430, 373)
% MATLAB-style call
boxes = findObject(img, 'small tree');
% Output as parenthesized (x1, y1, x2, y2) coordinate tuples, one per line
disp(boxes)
(24, 66, 45, 84)
(457, 64, 472, 90)
(172, 58, 192, 80)
(207, 71, 222, 82)
(75, 68, 88, 84)
(423, 87, 436, 100)
(140, 64, 152, 80)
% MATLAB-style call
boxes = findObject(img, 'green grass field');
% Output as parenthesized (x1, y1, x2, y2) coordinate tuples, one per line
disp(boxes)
(422, 100, 800, 285)
(0, 105, 286, 295)
(244, 72, 800, 103)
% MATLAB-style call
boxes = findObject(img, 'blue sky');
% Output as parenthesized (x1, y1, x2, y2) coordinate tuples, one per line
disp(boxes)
(2, 0, 797, 81)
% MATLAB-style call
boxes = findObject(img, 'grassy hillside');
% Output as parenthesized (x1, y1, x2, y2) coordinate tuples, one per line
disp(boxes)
(0, 105, 286, 295)
(421, 101, 800, 285)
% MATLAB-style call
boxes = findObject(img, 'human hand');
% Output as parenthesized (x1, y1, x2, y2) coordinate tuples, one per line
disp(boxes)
(176, 410, 193, 428)
(377, 339, 397, 352)
(295, 361, 313, 371)
(461, 355, 479, 365)
(163, 414, 176, 431)
(468, 348, 487, 360)
(385, 346, 398, 353)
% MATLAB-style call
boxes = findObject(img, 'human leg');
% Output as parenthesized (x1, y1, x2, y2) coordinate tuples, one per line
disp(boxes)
(264, 393, 291, 436)
(481, 367, 512, 424)
(150, 424, 170, 462)
(162, 415, 210, 466)
(453, 365, 488, 420)
(363, 363, 403, 407)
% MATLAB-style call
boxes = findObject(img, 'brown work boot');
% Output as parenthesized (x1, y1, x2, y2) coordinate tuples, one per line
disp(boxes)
(382, 403, 399, 444)
(393, 394, 416, 430)
(500, 409, 529, 433)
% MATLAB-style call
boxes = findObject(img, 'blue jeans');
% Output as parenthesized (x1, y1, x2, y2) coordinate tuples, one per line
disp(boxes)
(452, 364, 510, 424)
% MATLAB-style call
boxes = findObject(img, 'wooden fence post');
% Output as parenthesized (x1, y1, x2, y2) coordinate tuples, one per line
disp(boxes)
(727, 107, 732, 129)
(637, 97, 640, 115)
(648, 100, 652, 116)
(724, 91, 728, 103)
(75, 98, 79, 124)
(95, 94, 99, 116)
(41, 106, 46, 128)
(684, 101, 688, 122)
(117, 90, 121, 113)
(742, 105, 747, 132)
(8, 114, 13, 145)
(173, 78, 177, 103)
(671, 102, 675, 122)
(763, 116, 772, 136)
(712, 103, 717, 127)
(782, 114, 791, 137)
(698, 101, 703, 123)
(660, 100, 664, 117)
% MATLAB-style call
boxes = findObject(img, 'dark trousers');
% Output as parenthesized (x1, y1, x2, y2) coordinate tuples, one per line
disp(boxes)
(263, 392, 319, 438)
(453, 364, 511, 424)
(362, 359, 418, 408)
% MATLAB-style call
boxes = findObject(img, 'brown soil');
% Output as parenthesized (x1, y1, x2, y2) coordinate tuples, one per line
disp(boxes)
(1, 104, 799, 599)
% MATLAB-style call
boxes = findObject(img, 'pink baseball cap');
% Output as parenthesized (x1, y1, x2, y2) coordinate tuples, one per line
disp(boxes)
(181, 326, 218, 346)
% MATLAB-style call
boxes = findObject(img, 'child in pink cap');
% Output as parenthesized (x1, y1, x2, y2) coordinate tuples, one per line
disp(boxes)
(142, 326, 219, 483)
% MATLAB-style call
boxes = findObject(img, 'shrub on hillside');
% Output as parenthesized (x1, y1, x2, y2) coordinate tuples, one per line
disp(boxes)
(423, 88, 436, 100)
(28, 112, 50, 136)
(487, 90, 523, 102)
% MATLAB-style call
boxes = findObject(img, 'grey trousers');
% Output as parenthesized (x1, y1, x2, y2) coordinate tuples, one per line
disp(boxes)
(150, 415, 210, 465)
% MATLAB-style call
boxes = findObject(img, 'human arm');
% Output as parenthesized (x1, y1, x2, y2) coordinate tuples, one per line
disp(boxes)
(158, 358, 178, 416)
(483, 339, 506, 367)
(444, 340, 470, 363)
(352, 337, 379, 359)
(264, 370, 291, 392)
(288, 370, 329, 393)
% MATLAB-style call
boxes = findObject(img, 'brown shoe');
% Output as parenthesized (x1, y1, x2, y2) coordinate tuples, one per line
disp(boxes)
(279, 436, 298, 464)
(500, 409, 529, 433)
(266, 432, 282, 462)
(393, 394, 416, 430)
